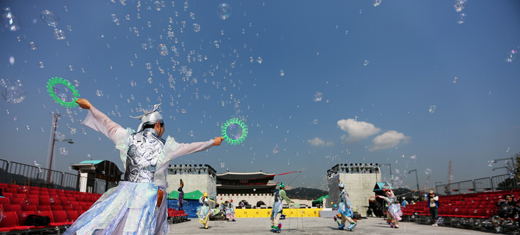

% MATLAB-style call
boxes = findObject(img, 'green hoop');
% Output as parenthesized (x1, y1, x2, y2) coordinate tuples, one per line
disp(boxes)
(46, 77, 80, 108)
(221, 118, 248, 145)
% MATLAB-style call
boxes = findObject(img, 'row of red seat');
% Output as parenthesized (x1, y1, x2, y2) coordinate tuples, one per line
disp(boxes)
(402, 189, 520, 221)
(167, 209, 188, 224)
(0, 196, 95, 207)
(0, 183, 102, 233)
(0, 210, 82, 232)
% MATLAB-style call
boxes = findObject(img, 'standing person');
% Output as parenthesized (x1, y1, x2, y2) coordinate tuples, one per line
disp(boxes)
(225, 199, 236, 222)
(65, 99, 223, 235)
(334, 182, 356, 230)
(378, 188, 402, 228)
(270, 182, 293, 233)
(197, 192, 216, 229)
(426, 190, 439, 226)
(401, 197, 408, 208)
(492, 194, 518, 233)
(178, 180, 184, 210)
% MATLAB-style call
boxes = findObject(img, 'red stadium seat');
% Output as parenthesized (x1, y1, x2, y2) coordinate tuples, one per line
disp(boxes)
(65, 210, 79, 222)
(51, 210, 72, 226)
(27, 194, 38, 199)
(39, 197, 51, 206)
(21, 205, 37, 211)
(51, 205, 63, 211)
(63, 206, 73, 211)
(9, 198, 26, 205)
(26, 198, 39, 206)
(4, 188, 18, 194)
(0, 197, 10, 205)
(0, 211, 32, 232)
(3, 204, 22, 212)
(13, 194, 27, 199)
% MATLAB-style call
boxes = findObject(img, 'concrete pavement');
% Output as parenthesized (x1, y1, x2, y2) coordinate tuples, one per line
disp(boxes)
(167, 217, 496, 234)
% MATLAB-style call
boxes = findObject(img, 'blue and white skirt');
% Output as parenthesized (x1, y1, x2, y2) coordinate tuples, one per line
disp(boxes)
(64, 182, 169, 235)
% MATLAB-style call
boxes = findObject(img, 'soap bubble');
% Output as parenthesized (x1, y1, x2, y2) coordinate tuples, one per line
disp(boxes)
(364, 60, 369, 66)
(457, 13, 467, 24)
(2, 8, 21, 31)
(504, 50, 518, 63)
(313, 119, 318, 124)
(53, 29, 66, 40)
(39, 62, 44, 68)
(395, 169, 400, 174)
(428, 105, 436, 113)
(40, 10, 59, 27)
(313, 91, 323, 102)
(9, 56, 14, 65)
(96, 90, 103, 97)
(0, 79, 9, 88)
(280, 70, 285, 76)
(424, 168, 432, 175)
(454, 0, 467, 12)
(154, 1, 162, 11)
(257, 57, 263, 64)
(221, 162, 225, 168)
(487, 160, 496, 167)
(2, 85, 26, 104)
(157, 44, 168, 56)
(373, 0, 382, 7)
(34, 161, 43, 173)
(217, 3, 232, 20)
(273, 144, 279, 154)
(26, 125, 30, 130)
(55, 132, 65, 141)
(59, 147, 68, 155)
(192, 23, 200, 32)
(28, 42, 37, 50)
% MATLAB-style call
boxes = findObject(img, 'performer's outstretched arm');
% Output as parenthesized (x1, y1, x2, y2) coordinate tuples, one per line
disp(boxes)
(165, 137, 223, 161)
(77, 99, 125, 144)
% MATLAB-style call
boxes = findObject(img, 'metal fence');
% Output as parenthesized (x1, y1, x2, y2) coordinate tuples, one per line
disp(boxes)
(435, 174, 519, 195)
(0, 160, 78, 191)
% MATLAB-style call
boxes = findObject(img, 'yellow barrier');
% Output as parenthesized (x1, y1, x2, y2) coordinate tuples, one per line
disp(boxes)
(235, 208, 322, 218)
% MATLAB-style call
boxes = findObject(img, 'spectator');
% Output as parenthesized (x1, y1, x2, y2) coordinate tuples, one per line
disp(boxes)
(426, 190, 439, 226)
(492, 194, 518, 233)
(401, 197, 408, 208)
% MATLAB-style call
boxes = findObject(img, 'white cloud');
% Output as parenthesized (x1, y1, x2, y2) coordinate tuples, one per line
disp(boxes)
(369, 131, 410, 151)
(337, 119, 381, 141)
(307, 137, 334, 147)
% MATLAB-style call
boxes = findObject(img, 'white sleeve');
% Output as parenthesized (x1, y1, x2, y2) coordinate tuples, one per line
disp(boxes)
(164, 138, 215, 162)
(433, 196, 439, 201)
(82, 106, 126, 145)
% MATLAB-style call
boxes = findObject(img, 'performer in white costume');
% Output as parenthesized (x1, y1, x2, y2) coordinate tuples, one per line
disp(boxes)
(64, 99, 223, 235)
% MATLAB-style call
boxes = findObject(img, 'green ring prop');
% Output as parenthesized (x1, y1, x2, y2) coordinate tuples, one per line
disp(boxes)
(46, 77, 80, 108)
(221, 118, 248, 145)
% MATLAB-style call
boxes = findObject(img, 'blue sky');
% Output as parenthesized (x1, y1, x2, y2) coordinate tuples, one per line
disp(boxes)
(1, 0, 519, 191)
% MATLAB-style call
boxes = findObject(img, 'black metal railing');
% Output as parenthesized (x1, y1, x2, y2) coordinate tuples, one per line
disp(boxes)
(435, 174, 519, 195)
(0, 160, 78, 191)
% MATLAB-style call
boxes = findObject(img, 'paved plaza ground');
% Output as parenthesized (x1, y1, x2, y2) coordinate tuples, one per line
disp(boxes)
(167, 217, 497, 234)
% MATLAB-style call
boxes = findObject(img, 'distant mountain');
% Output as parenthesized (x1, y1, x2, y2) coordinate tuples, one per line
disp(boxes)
(285, 187, 328, 200)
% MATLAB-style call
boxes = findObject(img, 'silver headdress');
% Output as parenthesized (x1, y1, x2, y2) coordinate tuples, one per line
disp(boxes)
(130, 103, 163, 132)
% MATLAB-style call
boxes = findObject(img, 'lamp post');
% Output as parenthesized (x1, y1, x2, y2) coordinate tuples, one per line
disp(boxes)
(409, 169, 420, 198)
(46, 113, 73, 185)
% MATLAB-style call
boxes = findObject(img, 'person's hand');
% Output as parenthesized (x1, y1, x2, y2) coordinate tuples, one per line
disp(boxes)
(76, 99, 92, 109)
(347, 205, 350, 209)
(213, 137, 224, 146)
(291, 201, 294, 203)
